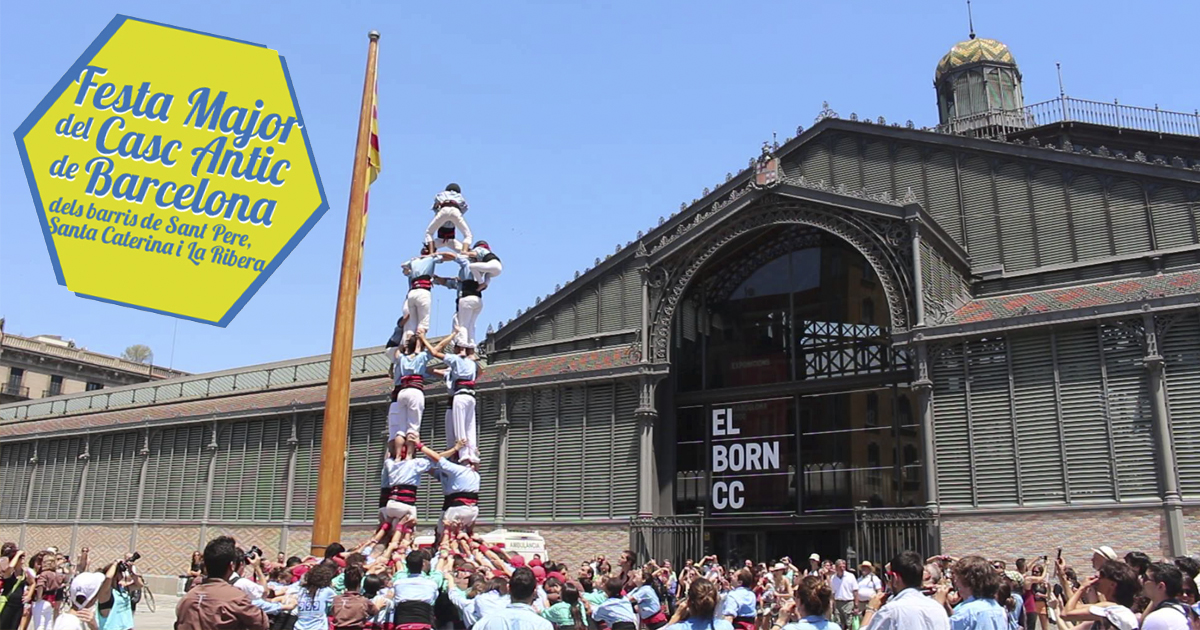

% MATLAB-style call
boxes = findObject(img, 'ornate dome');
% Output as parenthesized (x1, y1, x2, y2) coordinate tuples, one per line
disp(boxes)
(935, 36, 1016, 81)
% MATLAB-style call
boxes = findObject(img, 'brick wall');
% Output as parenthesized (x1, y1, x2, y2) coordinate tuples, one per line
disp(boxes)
(1184, 507, 1200, 556)
(940, 507, 1168, 570)
(135, 524, 203, 576)
(525, 523, 630, 569)
(0, 523, 21, 546)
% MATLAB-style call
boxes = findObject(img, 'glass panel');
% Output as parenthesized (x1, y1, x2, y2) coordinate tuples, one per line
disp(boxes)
(675, 406, 707, 514)
(800, 390, 922, 511)
(709, 398, 796, 515)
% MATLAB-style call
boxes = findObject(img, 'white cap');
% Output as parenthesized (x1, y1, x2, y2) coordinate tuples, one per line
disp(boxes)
(1092, 546, 1118, 561)
(771, 563, 787, 572)
(809, 553, 821, 562)
(68, 572, 106, 609)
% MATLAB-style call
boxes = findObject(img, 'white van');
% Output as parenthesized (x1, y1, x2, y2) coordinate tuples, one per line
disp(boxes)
(412, 529, 548, 562)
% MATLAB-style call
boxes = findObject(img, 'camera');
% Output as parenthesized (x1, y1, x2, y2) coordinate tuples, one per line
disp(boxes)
(116, 551, 141, 573)
(240, 546, 262, 564)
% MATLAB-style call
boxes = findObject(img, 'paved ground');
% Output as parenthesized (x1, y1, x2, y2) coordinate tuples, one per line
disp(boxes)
(132, 591, 179, 630)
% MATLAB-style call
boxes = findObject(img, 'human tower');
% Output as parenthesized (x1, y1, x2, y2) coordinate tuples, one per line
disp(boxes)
(370, 183, 501, 549)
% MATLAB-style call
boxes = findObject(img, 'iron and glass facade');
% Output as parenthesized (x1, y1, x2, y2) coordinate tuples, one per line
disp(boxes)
(3, 37, 1200, 575)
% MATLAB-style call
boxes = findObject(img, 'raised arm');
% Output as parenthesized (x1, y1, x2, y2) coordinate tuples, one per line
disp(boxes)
(420, 333, 447, 361)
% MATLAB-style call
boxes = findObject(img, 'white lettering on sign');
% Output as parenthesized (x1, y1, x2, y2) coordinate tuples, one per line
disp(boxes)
(712, 442, 781, 472)
(712, 481, 745, 510)
(710, 407, 785, 511)
(712, 408, 740, 436)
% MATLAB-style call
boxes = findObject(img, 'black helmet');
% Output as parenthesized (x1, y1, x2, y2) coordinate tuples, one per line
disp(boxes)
(445, 183, 461, 193)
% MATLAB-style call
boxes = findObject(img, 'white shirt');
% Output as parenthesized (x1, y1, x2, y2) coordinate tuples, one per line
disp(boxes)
(475, 602, 551, 630)
(1088, 604, 1139, 630)
(857, 573, 883, 601)
(1141, 603, 1191, 630)
(52, 613, 85, 630)
(862, 587, 951, 630)
(233, 575, 265, 600)
(831, 572, 859, 601)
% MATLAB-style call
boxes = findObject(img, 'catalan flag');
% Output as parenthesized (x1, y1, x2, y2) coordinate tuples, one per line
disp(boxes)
(357, 79, 380, 286)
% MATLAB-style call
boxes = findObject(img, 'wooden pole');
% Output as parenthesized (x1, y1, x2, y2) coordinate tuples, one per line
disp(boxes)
(311, 30, 380, 557)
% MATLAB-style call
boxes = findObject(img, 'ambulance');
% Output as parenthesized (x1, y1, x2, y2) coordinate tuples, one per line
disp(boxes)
(413, 529, 548, 562)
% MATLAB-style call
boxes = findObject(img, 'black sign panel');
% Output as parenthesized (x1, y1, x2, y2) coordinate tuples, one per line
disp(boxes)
(709, 399, 795, 514)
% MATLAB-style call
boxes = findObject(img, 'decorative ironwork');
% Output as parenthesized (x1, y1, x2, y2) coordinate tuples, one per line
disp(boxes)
(815, 101, 839, 123)
(647, 199, 913, 362)
(629, 515, 704, 567)
(854, 507, 940, 563)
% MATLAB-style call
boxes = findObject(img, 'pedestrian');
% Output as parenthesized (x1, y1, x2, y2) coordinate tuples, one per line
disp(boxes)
(829, 559, 858, 629)
(773, 575, 839, 630)
(856, 562, 882, 618)
(938, 556, 1008, 630)
(861, 551, 949, 630)
(662, 577, 733, 630)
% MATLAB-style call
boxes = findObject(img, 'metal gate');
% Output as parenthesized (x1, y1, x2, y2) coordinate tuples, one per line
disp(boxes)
(853, 507, 940, 565)
(630, 515, 704, 567)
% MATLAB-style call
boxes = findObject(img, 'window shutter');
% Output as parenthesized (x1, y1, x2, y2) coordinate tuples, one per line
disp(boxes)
(961, 157, 1000, 268)
(292, 414, 324, 522)
(30, 437, 85, 520)
(83, 432, 139, 520)
(1150, 187, 1197, 249)
(1029, 169, 1072, 266)
(893, 147, 924, 208)
(965, 338, 1018, 504)
(475, 395, 500, 521)
(506, 392, 534, 520)
(344, 405, 388, 522)
(862, 142, 890, 198)
(926, 152, 963, 245)
(996, 164, 1036, 271)
(555, 386, 587, 519)
(1055, 326, 1117, 501)
(1108, 180, 1151, 255)
(623, 268, 641, 330)
(0, 441, 32, 519)
(532, 315, 553, 344)
(258, 418, 288, 521)
(931, 343, 973, 506)
(831, 137, 862, 190)
(1101, 323, 1158, 498)
(1067, 175, 1111, 261)
(612, 382, 640, 517)
(1163, 313, 1200, 498)
(583, 384, 616, 518)
(528, 390, 559, 520)
(576, 288, 599, 337)
(1009, 333, 1065, 502)
(801, 143, 832, 185)
(211, 422, 242, 521)
(599, 274, 624, 332)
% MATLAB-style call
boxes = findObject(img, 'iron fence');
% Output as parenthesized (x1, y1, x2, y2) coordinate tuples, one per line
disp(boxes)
(853, 507, 940, 565)
(937, 96, 1200, 138)
(630, 515, 705, 568)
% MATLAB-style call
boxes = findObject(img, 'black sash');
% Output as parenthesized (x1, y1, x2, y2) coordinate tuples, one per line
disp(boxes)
(460, 279, 483, 298)
(379, 484, 418, 507)
(393, 600, 434, 627)
(442, 491, 479, 511)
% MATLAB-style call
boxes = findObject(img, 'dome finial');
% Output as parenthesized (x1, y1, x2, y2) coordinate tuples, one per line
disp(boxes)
(966, 0, 976, 39)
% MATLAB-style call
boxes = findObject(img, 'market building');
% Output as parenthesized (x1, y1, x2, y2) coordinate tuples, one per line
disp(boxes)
(2, 33, 1199, 582)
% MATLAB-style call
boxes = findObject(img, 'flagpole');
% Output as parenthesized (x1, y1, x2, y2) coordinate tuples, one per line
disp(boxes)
(311, 30, 381, 556)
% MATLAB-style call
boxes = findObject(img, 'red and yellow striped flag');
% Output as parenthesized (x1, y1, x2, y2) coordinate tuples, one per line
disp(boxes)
(357, 79, 380, 286)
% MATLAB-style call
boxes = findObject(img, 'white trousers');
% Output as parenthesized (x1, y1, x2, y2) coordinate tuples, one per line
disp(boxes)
(436, 504, 479, 539)
(380, 500, 418, 526)
(445, 393, 478, 463)
(31, 600, 54, 630)
(425, 207, 472, 249)
(402, 288, 431, 344)
(388, 388, 425, 439)
(469, 259, 503, 285)
(454, 295, 483, 349)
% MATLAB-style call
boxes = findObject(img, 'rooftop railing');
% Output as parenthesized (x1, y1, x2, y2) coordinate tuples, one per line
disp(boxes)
(0, 347, 391, 423)
(938, 96, 1200, 138)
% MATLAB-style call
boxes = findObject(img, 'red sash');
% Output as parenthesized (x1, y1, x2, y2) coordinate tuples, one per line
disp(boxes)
(644, 609, 669, 628)
(733, 617, 756, 630)
(410, 276, 432, 290)
(400, 375, 424, 390)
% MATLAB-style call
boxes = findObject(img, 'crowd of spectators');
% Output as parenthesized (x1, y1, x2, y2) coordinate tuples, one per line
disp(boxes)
(3, 535, 1198, 630)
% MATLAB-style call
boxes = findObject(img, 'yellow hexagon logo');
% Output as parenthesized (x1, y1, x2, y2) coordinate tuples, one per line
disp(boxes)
(14, 15, 328, 326)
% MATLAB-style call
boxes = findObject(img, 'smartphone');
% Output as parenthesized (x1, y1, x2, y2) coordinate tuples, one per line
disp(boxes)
(1056, 548, 1062, 560)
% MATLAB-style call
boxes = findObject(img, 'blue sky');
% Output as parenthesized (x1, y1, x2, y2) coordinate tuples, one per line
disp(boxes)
(2, 0, 1196, 374)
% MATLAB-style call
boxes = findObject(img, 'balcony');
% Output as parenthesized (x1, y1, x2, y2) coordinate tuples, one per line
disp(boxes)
(938, 96, 1200, 139)
(2, 383, 30, 399)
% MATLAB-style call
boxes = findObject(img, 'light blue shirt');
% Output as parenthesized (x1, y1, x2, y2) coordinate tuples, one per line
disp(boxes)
(664, 618, 735, 630)
(394, 350, 432, 385)
(382, 456, 434, 488)
(97, 587, 134, 630)
(475, 602, 552, 630)
(433, 457, 481, 494)
(442, 353, 478, 387)
(783, 616, 841, 630)
(404, 254, 440, 280)
(392, 574, 440, 606)
(473, 590, 510, 620)
(447, 586, 479, 627)
(294, 586, 336, 630)
(630, 584, 662, 619)
(721, 586, 757, 618)
(594, 597, 638, 625)
(949, 597, 1008, 630)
